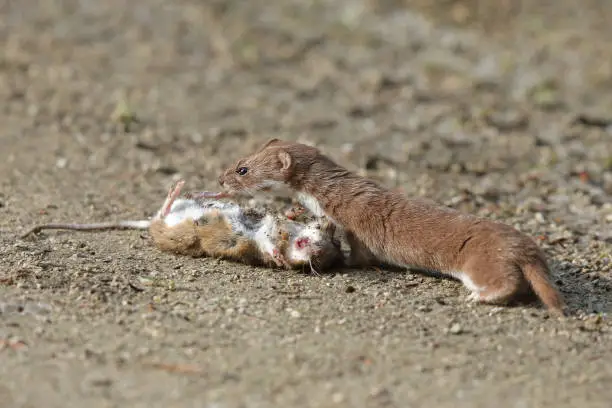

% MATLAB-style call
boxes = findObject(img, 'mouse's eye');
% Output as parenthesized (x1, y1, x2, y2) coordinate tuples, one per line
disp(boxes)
(236, 167, 248, 176)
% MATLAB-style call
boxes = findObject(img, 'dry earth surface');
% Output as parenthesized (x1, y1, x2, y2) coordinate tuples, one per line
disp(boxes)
(1, 0, 611, 407)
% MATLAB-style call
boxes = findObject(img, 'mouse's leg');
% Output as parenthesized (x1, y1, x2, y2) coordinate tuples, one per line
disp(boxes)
(254, 237, 290, 268)
(271, 247, 291, 269)
(258, 234, 291, 269)
(284, 205, 305, 220)
(158, 179, 186, 218)
(255, 220, 291, 269)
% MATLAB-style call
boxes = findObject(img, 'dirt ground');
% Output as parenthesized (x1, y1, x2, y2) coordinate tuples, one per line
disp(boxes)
(1, 0, 611, 407)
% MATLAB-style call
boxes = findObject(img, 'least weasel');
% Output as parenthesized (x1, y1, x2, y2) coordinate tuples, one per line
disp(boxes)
(216, 139, 566, 315)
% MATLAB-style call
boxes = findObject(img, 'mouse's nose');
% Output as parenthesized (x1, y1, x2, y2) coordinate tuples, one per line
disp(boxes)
(218, 176, 225, 186)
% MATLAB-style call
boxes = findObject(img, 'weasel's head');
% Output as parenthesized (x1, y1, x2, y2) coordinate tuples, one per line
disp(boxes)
(218, 138, 319, 194)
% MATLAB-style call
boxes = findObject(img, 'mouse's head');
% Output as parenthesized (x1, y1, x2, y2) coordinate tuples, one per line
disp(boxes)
(218, 138, 319, 194)
(287, 219, 342, 272)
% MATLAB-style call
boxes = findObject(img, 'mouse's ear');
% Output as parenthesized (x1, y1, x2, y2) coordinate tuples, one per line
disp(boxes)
(278, 149, 293, 173)
(258, 138, 282, 152)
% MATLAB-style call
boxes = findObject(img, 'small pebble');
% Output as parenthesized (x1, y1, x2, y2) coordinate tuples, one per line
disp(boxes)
(488, 307, 504, 316)
(288, 308, 301, 319)
(56, 157, 68, 169)
(332, 392, 345, 403)
(448, 323, 463, 335)
(190, 132, 204, 144)
(27, 104, 39, 116)
(485, 109, 528, 131)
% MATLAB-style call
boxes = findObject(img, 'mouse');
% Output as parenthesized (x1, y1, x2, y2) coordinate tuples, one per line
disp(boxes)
(214, 138, 566, 315)
(20, 179, 344, 273)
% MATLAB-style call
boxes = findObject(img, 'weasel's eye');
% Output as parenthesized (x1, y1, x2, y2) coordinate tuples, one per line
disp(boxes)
(236, 167, 248, 176)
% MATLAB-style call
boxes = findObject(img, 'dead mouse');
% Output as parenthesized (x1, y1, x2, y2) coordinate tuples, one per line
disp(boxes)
(215, 138, 566, 315)
(20, 180, 343, 273)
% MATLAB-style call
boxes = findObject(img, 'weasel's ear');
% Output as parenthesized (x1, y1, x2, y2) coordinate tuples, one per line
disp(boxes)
(278, 149, 293, 173)
(258, 138, 282, 152)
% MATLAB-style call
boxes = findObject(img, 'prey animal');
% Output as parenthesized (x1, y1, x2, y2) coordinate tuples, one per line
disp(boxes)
(21, 179, 343, 272)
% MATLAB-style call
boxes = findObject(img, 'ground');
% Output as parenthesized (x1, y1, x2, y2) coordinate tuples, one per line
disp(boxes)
(1, 1, 611, 407)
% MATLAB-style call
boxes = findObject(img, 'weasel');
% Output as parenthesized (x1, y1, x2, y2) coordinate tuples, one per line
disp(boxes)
(20, 180, 343, 273)
(216, 138, 566, 315)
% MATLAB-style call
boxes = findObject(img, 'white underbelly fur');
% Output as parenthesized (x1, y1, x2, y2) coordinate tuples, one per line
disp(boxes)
(296, 192, 325, 217)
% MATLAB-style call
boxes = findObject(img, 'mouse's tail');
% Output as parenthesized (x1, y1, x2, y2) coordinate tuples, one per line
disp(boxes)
(20, 220, 151, 238)
(521, 261, 566, 316)
(116, 220, 151, 229)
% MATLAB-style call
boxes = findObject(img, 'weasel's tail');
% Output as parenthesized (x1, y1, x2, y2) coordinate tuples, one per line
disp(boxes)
(522, 261, 565, 315)
(20, 220, 151, 238)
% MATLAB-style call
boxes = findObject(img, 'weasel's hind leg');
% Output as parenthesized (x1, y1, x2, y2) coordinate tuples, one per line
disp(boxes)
(463, 276, 524, 306)
(458, 259, 530, 307)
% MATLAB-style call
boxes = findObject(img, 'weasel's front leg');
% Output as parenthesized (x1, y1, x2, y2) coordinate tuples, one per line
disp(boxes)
(319, 217, 337, 238)
(345, 230, 378, 268)
(189, 191, 233, 200)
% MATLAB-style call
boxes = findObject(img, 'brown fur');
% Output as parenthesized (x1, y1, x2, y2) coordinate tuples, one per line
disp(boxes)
(218, 139, 566, 315)
(149, 215, 274, 267)
(21, 178, 342, 272)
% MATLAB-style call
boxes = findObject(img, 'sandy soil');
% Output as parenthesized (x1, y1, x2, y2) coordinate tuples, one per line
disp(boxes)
(1, 1, 611, 407)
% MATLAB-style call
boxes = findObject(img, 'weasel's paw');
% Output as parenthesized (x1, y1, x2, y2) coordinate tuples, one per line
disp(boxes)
(466, 292, 482, 303)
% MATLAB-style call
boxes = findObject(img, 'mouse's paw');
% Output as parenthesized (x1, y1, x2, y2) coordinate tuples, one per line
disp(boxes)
(284, 205, 305, 220)
(270, 247, 291, 269)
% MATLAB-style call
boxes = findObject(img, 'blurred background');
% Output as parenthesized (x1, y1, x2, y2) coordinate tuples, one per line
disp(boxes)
(1, 1, 611, 407)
